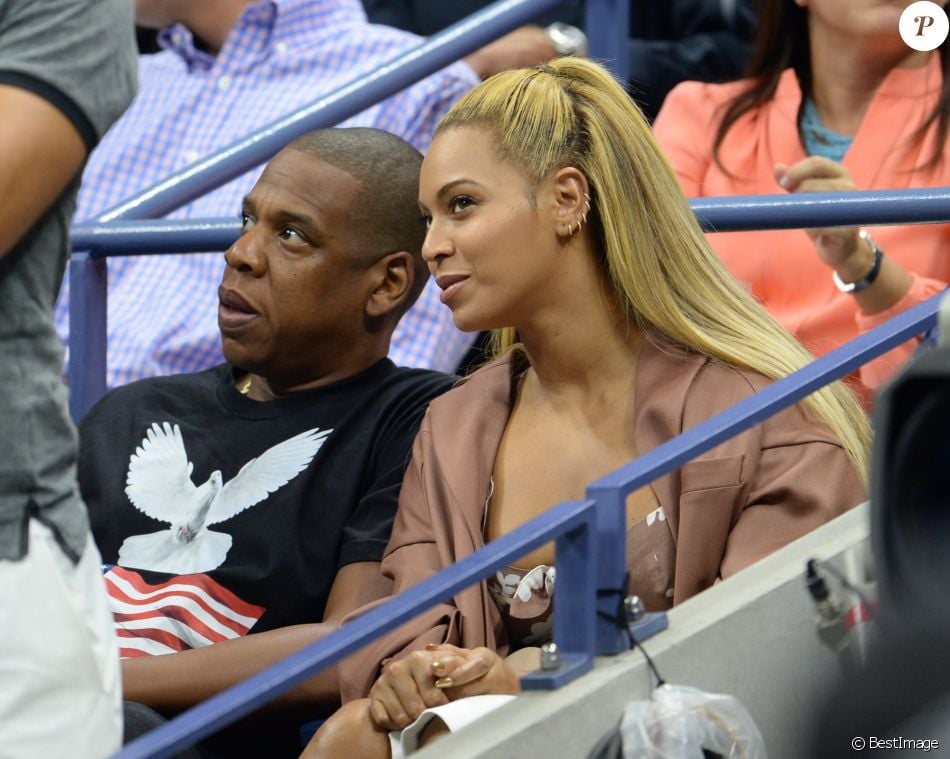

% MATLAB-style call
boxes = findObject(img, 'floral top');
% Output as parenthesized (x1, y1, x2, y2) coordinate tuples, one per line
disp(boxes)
(485, 504, 676, 650)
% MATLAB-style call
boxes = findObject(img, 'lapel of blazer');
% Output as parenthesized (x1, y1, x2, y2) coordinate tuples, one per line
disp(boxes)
(631, 337, 709, 537)
(427, 352, 521, 545)
(843, 54, 943, 190)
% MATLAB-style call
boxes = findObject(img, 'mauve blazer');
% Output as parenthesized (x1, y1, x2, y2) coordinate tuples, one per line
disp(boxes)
(339, 339, 866, 701)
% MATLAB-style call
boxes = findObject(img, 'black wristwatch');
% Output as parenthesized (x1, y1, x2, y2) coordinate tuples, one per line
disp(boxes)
(833, 230, 884, 294)
(544, 22, 588, 57)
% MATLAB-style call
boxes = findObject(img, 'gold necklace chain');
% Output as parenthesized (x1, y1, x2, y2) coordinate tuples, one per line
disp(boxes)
(239, 376, 252, 395)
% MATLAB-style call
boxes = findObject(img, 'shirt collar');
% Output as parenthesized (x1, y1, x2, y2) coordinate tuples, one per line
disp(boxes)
(273, 0, 367, 40)
(157, 0, 368, 71)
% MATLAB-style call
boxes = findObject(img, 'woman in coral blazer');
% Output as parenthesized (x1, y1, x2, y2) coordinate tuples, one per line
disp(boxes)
(654, 0, 950, 400)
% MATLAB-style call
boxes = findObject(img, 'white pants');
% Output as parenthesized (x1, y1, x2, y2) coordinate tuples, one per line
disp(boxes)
(0, 519, 122, 759)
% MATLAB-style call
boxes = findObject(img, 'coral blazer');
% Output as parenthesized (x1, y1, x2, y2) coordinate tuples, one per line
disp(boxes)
(338, 341, 865, 701)
(654, 55, 950, 397)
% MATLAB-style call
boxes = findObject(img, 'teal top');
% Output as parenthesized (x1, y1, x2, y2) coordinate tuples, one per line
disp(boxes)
(800, 99, 853, 162)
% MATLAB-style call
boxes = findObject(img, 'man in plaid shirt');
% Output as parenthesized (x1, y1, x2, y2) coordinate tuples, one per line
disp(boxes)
(55, 0, 479, 390)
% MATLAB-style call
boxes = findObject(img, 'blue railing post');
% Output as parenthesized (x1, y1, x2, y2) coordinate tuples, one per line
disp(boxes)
(585, 0, 629, 81)
(68, 251, 107, 422)
(586, 486, 629, 655)
(522, 500, 598, 690)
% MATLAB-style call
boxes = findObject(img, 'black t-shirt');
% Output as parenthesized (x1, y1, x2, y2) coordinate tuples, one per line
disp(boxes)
(79, 360, 453, 656)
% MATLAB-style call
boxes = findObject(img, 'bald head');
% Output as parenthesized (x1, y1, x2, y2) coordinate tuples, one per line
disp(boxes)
(286, 128, 428, 314)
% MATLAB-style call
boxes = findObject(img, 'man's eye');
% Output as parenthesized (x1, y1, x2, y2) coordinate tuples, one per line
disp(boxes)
(279, 227, 305, 243)
(449, 196, 475, 214)
(240, 212, 255, 231)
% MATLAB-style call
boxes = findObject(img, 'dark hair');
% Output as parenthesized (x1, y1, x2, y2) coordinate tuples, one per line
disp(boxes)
(712, 0, 950, 173)
(287, 127, 428, 316)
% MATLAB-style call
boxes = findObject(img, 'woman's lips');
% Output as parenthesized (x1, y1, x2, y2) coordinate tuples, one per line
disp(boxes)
(436, 274, 469, 305)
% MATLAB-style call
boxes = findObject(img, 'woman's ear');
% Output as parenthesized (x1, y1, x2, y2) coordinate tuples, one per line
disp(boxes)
(551, 166, 590, 239)
(365, 251, 413, 320)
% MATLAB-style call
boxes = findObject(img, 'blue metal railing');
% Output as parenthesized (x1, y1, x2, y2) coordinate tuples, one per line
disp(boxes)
(70, 188, 950, 258)
(68, 187, 950, 422)
(115, 290, 945, 759)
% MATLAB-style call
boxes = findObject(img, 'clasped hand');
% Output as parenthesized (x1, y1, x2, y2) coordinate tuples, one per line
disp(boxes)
(775, 157, 873, 279)
(367, 643, 521, 731)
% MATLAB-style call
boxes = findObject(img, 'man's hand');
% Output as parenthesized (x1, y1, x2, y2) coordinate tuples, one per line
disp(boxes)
(464, 26, 558, 79)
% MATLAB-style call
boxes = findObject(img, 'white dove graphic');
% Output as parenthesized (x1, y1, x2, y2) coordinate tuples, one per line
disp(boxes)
(118, 422, 330, 574)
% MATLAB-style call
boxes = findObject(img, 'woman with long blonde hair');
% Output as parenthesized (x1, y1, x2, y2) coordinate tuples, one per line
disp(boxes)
(304, 57, 868, 758)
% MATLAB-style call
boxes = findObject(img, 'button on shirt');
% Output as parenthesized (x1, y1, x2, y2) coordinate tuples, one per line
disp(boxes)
(54, 0, 479, 388)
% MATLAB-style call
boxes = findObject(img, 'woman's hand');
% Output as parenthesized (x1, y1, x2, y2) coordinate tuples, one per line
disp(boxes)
(367, 645, 464, 731)
(774, 157, 912, 313)
(426, 643, 523, 701)
(774, 158, 871, 277)
(367, 643, 522, 731)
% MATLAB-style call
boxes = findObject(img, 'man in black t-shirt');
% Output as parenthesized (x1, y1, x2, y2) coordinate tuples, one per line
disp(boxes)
(78, 127, 454, 756)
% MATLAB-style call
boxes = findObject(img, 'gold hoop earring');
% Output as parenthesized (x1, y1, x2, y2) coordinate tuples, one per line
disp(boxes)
(568, 221, 575, 236)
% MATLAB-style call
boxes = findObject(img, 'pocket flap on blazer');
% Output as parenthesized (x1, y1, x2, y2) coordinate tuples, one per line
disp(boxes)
(680, 455, 744, 494)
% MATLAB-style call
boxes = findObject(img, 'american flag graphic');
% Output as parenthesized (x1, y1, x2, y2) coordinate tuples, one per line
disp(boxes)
(104, 567, 265, 658)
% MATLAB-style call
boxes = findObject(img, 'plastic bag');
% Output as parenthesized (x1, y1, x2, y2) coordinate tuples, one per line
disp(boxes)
(620, 683, 767, 759)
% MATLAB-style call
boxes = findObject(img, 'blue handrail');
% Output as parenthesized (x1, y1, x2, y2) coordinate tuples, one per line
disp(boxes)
(67, 187, 950, 421)
(114, 290, 944, 759)
(70, 188, 950, 257)
(691, 187, 950, 232)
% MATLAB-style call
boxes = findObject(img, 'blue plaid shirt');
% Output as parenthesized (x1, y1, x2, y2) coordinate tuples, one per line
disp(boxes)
(54, 0, 479, 387)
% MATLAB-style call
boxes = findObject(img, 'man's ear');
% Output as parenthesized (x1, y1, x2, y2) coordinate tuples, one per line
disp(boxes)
(551, 166, 590, 238)
(365, 250, 413, 320)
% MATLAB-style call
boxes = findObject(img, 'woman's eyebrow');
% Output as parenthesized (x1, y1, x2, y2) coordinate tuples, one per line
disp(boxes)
(436, 178, 484, 201)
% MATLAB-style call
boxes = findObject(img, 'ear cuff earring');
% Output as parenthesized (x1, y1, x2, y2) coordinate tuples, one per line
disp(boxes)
(566, 193, 592, 237)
